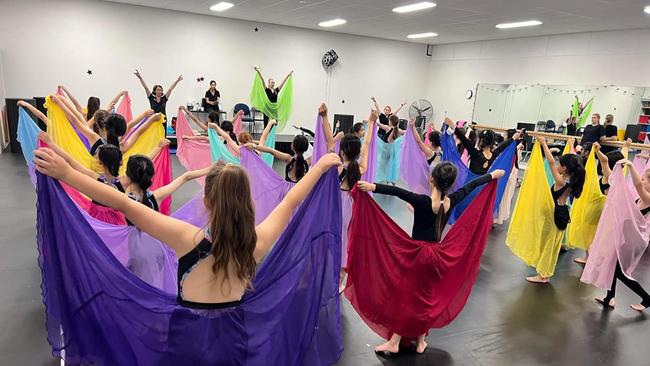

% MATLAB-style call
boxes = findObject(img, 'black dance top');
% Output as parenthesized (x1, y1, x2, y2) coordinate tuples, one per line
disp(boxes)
(265, 87, 279, 103)
(90, 138, 106, 156)
(285, 157, 309, 183)
(91, 176, 125, 206)
(374, 173, 492, 242)
(453, 127, 511, 175)
(148, 94, 168, 116)
(126, 191, 159, 226)
(177, 238, 242, 309)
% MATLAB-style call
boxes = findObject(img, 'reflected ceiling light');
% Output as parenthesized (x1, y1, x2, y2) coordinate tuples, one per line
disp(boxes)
(645, 5, 650, 14)
(496, 20, 543, 29)
(318, 19, 347, 27)
(407, 32, 438, 39)
(393, 2, 437, 13)
(210, 2, 234, 12)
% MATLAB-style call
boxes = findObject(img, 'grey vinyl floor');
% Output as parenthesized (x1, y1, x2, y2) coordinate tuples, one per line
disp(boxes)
(1, 151, 649, 366)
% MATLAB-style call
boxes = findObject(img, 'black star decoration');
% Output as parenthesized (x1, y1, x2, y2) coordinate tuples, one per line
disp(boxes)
(86, 70, 93, 75)
(254, 27, 259, 32)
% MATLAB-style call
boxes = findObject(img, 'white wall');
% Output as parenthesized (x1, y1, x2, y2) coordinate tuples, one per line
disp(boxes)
(426, 29, 650, 129)
(0, 0, 431, 130)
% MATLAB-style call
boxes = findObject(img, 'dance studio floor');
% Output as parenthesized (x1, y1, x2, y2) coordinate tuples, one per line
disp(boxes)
(1, 151, 649, 366)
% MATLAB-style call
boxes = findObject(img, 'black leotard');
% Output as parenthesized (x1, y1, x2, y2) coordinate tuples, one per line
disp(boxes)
(91, 176, 125, 206)
(454, 127, 511, 175)
(285, 157, 309, 183)
(427, 152, 439, 165)
(126, 191, 159, 226)
(374, 173, 492, 242)
(177, 238, 242, 309)
(90, 138, 106, 156)
(551, 183, 571, 230)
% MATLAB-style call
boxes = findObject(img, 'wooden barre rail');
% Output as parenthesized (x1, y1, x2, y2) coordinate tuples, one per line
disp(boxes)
(472, 124, 650, 151)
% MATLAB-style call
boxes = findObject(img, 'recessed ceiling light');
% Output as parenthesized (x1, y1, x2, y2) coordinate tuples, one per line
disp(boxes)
(407, 32, 438, 39)
(496, 20, 543, 29)
(318, 19, 347, 27)
(210, 2, 234, 12)
(645, 5, 650, 14)
(393, 2, 437, 13)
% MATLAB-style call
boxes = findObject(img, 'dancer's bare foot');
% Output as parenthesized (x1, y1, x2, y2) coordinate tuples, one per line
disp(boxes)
(375, 341, 399, 354)
(595, 297, 615, 309)
(526, 275, 549, 284)
(415, 337, 428, 354)
(574, 257, 588, 265)
(630, 303, 648, 312)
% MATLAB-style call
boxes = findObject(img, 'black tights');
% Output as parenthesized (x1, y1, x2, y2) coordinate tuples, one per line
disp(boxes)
(605, 261, 650, 308)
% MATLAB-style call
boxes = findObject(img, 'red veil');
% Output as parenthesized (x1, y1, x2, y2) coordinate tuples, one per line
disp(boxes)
(345, 181, 497, 339)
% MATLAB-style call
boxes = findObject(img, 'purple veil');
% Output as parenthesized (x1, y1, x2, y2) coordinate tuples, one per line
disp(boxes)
(36, 167, 342, 365)
(240, 148, 295, 224)
(440, 127, 516, 223)
(400, 127, 431, 195)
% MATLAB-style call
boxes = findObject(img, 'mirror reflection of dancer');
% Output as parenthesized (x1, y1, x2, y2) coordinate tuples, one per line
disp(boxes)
(371, 97, 406, 142)
(253, 66, 292, 128)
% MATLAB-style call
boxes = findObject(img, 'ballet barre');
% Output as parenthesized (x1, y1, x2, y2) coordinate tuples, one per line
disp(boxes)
(472, 124, 650, 151)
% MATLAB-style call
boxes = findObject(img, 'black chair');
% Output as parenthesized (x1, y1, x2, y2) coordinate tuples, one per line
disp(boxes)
(545, 120, 557, 133)
(233, 103, 255, 133)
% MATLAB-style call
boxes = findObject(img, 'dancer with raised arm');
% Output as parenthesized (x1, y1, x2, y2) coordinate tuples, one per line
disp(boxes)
(134, 69, 182, 129)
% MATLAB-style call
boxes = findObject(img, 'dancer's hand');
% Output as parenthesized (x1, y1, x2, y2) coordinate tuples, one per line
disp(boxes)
(177, 75, 183, 82)
(537, 136, 546, 145)
(269, 119, 277, 126)
(33, 148, 72, 180)
(120, 90, 128, 96)
(151, 113, 162, 121)
(370, 96, 376, 102)
(158, 139, 170, 148)
(490, 169, 505, 179)
(619, 159, 632, 167)
(17, 100, 29, 108)
(313, 153, 341, 172)
(38, 131, 52, 144)
(624, 138, 633, 147)
(408, 118, 415, 127)
(592, 142, 601, 151)
(145, 109, 155, 116)
(134, 69, 142, 78)
(318, 103, 328, 116)
(567, 137, 575, 146)
(512, 132, 522, 140)
(253, 65, 259, 71)
(243, 143, 256, 150)
(357, 181, 376, 192)
(180, 105, 188, 112)
(444, 117, 455, 129)
(369, 109, 379, 123)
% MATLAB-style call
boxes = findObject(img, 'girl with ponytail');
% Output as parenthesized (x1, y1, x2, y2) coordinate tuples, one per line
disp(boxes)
(50, 94, 163, 156)
(356, 160, 505, 353)
(253, 124, 311, 183)
(123, 152, 213, 225)
(525, 136, 586, 284)
(445, 118, 519, 175)
(319, 103, 376, 292)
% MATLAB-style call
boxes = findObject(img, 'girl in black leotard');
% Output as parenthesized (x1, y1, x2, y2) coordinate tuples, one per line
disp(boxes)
(356, 162, 503, 353)
(254, 132, 310, 183)
(596, 159, 650, 312)
(445, 118, 518, 175)
(527, 137, 585, 284)
(35, 143, 341, 309)
(123, 154, 213, 225)
(359, 163, 503, 241)
(319, 103, 376, 291)
(408, 120, 442, 166)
